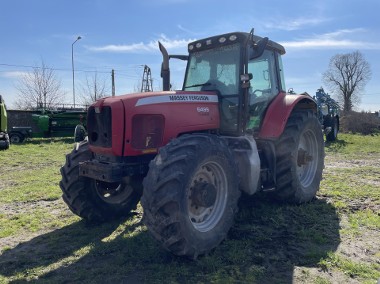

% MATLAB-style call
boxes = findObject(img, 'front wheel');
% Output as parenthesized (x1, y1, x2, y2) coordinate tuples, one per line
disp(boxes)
(59, 140, 142, 222)
(273, 110, 324, 203)
(141, 134, 240, 259)
(10, 132, 24, 144)
(0, 138, 9, 150)
(74, 124, 87, 142)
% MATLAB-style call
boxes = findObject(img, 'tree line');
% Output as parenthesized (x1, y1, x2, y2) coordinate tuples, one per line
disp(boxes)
(13, 51, 372, 113)
(14, 60, 110, 110)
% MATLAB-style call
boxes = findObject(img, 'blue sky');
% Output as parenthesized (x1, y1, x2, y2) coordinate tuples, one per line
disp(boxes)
(1, 0, 379, 111)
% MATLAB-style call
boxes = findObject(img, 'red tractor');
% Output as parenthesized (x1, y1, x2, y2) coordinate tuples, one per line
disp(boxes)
(60, 30, 324, 259)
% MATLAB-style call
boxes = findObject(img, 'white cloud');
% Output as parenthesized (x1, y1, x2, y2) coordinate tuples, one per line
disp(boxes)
(89, 42, 151, 52)
(0, 71, 28, 79)
(282, 39, 361, 48)
(156, 34, 194, 49)
(281, 29, 380, 50)
(87, 34, 195, 53)
(265, 16, 329, 31)
(319, 28, 364, 38)
(177, 25, 200, 36)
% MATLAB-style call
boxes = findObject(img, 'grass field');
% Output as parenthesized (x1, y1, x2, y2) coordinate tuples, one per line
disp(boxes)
(0, 134, 379, 283)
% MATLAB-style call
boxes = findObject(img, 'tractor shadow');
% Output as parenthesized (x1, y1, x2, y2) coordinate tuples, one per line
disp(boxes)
(0, 196, 340, 283)
(228, 193, 341, 283)
(0, 214, 147, 283)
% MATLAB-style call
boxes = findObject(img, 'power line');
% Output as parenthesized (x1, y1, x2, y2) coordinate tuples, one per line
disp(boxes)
(0, 63, 107, 74)
(0, 63, 144, 75)
(0, 63, 70, 72)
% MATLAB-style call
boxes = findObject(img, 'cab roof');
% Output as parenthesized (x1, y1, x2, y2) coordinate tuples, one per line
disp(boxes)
(188, 31, 285, 55)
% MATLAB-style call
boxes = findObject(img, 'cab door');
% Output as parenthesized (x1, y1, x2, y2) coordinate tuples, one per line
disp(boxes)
(246, 50, 284, 131)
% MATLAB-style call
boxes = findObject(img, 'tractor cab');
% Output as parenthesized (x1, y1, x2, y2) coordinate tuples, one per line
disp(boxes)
(179, 31, 286, 135)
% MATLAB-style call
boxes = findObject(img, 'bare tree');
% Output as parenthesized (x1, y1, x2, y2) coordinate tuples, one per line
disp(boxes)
(14, 60, 65, 110)
(323, 51, 372, 113)
(79, 72, 110, 106)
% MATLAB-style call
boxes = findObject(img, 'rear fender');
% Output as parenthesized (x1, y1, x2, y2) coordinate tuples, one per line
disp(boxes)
(259, 92, 317, 139)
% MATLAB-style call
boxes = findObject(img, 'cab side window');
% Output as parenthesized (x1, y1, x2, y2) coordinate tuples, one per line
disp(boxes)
(247, 50, 279, 129)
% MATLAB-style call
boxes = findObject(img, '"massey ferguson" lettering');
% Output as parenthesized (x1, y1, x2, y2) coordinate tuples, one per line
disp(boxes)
(135, 94, 218, 107)
(169, 95, 210, 102)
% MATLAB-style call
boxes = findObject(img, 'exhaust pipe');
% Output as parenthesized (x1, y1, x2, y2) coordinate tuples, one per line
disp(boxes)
(158, 41, 170, 91)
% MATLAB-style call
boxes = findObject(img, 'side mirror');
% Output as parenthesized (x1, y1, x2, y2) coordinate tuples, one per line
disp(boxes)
(240, 73, 253, 82)
(249, 37, 269, 60)
(240, 73, 253, 89)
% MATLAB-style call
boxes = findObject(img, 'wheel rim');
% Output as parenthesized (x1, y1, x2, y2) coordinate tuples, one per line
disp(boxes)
(296, 129, 319, 188)
(95, 177, 133, 204)
(187, 161, 228, 233)
(11, 135, 20, 143)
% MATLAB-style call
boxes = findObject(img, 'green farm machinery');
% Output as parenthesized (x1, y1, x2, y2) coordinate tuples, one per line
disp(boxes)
(8, 109, 87, 143)
(0, 95, 10, 150)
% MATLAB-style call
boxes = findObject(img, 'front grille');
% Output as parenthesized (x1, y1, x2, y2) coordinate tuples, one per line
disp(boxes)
(87, 106, 112, 147)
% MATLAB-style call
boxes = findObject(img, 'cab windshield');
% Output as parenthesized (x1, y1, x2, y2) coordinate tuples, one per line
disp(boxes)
(183, 43, 241, 133)
(183, 43, 241, 95)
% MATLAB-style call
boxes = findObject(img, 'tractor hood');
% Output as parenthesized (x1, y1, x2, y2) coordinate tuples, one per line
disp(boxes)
(87, 91, 220, 157)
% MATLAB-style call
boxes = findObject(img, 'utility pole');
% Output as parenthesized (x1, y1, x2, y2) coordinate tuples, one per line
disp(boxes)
(111, 69, 115, 96)
(71, 36, 81, 108)
(141, 65, 153, 92)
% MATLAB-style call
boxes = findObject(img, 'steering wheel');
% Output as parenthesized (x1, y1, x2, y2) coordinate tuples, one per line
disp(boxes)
(252, 89, 265, 96)
(249, 89, 272, 117)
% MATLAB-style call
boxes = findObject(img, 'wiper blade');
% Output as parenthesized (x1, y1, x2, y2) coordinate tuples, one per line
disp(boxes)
(184, 82, 211, 89)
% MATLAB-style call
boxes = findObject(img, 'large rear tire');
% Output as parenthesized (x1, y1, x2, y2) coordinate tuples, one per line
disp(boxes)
(60, 139, 142, 222)
(273, 110, 324, 203)
(141, 134, 240, 259)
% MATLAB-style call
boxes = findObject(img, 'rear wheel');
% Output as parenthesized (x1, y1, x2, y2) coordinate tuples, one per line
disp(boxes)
(74, 124, 87, 142)
(10, 132, 24, 144)
(273, 110, 324, 203)
(60, 139, 142, 222)
(141, 134, 240, 259)
(326, 117, 338, 141)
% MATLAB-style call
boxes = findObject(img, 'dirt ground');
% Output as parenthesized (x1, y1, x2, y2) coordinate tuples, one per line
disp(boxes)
(0, 151, 379, 283)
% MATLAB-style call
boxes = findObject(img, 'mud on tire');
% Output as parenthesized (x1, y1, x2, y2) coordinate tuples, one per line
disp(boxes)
(141, 134, 240, 259)
(60, 139, 142, 222)
(273, 110, 324, 203)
